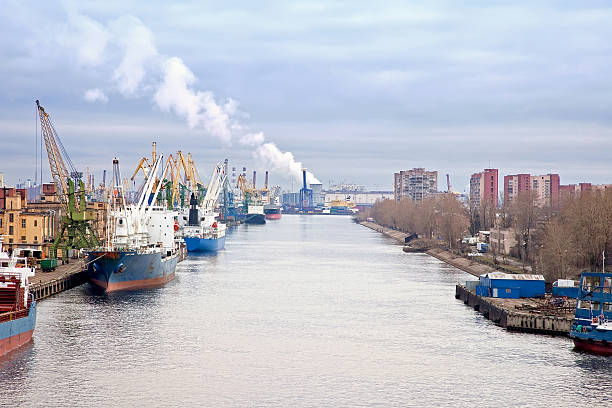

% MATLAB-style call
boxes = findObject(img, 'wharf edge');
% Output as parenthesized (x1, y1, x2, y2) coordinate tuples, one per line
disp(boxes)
(30, 244, 188, 301)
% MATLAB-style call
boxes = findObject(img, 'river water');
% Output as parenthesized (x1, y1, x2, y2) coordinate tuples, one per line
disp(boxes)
(1, 215, 611, 407)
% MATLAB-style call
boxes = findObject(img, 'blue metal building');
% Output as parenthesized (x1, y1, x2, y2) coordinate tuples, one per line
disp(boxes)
(475, 272, 546, 299)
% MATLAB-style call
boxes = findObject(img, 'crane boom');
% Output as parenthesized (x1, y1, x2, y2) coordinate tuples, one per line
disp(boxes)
(36, 100, 70, 206)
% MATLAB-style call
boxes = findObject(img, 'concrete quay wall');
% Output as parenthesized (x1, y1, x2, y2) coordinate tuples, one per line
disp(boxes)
(455, 284, 573, 336)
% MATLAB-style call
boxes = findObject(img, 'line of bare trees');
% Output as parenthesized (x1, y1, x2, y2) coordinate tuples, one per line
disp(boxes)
(361, 194, 469, 249)
(539, 189, 612, 281)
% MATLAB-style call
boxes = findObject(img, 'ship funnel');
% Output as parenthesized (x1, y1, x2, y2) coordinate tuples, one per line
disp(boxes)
(188, 193, 199, 226)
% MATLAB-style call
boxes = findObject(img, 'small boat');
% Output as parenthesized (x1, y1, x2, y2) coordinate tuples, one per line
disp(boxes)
(0, 237, 36, 357)
(569, 271, 612, 355)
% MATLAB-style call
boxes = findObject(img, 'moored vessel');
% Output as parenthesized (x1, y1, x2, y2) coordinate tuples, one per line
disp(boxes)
(264, 204, 282, 220)
(0, 237, 36, 357)
(86, 156, 179, 292)
(245, 202, 266, 224)
(182, 164, 227, 252)
(569, 272, 612, 355)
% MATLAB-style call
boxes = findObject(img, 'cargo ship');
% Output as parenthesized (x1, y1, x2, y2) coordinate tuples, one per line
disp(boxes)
(0, 237, 36, 357)
(87, 157, 179, 292)
(264, 204, 282, 220)
(245, 202, 266, 224)
(183, 193, 226, 252)
(569, 272, 612, 355)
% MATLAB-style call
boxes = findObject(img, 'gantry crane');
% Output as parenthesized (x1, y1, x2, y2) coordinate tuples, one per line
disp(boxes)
(36, 100, 99, 261)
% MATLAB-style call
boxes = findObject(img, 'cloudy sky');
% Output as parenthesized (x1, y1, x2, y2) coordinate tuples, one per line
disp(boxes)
(2, 0, 612, 192)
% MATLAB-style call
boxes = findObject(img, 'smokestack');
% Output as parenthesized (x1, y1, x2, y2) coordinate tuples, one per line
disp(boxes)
(253, 171, 256, 188)
(242, 166, 246, 177)
(265, 171, 269, 189)
(302, 168, 307, 190)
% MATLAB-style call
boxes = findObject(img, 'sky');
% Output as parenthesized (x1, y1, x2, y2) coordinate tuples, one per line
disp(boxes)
(2, 0, 612, 192)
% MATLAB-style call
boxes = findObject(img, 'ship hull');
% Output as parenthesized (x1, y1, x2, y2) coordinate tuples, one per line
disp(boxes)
(572, 338, 612, 356)
(87, 250, 178, 292)
(265, 213, 281, 220)
(184, 235, 226, 252)
(0, 301, 36, 357)
(245, 213, 266, 224)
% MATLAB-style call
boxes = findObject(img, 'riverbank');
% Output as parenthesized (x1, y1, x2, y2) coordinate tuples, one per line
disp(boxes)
(359, 220, 497, 277)
(359, 220, 574, 336)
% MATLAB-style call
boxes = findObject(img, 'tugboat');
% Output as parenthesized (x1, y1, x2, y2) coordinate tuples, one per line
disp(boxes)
(0, 237, 36, 357)
(86, 157, 179, 292)
(569, 271, 612, 355)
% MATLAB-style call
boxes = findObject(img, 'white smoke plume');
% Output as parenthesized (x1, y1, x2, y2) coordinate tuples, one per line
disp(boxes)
(154, 57, 236, 144)
(83, 88, 108, 103)
(239, 132, 265, 146)
(58, 6, 320, 183)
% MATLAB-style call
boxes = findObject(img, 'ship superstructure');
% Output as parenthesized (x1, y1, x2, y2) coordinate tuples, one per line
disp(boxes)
(86, 156, 179, 292)
(570, 272, 612, 355)
(182, 163, 227, 252)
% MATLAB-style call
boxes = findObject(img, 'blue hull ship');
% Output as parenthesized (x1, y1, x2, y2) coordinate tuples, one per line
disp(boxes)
(0, 300, 36, 357)
(184, 236, 226, 252)
(87, 250, 179, 292)
(569, 272, 612, 355)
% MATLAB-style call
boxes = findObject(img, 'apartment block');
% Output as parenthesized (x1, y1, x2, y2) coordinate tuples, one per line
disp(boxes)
(394, 168, 438, 201)
(469, 168, 498, 210)
(504, 173, 559, 209)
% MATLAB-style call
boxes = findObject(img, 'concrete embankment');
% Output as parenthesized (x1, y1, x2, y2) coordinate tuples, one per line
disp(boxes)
(359, 221, 497, 277)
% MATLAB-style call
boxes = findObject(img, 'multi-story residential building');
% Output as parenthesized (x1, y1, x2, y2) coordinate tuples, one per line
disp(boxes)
(559, 183, 612, 201)
(503, 174, 531, 205)
(394, 168, 438, 201)
(0, 187, 55, 256)
(504, 173, 559, 209)
(469, 168, 498, 210)
(530, 174, 560, 209)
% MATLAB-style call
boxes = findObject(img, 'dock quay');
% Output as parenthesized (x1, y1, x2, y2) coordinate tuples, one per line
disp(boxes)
(455, 284, 574, 336)
(30, 260, 87, 301)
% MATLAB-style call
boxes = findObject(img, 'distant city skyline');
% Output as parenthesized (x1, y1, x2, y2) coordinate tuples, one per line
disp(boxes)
(2, 1, 612, 191)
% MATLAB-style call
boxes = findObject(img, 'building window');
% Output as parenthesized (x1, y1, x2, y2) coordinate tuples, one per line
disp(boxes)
(34, 236, 38, 242)
(22, 219, 26, 228)
(9, 213, 14, 223)
(21, 236, 26, 242)
(9, 226, 13, 235)
(34, 220, 37, 227)
(0, 218, 2, 228)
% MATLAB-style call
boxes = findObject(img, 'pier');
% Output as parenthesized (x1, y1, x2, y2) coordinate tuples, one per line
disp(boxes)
(30, 260, 88, 301)
(455, 284, 574, 336)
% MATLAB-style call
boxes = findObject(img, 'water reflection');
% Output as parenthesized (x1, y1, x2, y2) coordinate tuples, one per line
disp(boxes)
(0, 215, 611, 407)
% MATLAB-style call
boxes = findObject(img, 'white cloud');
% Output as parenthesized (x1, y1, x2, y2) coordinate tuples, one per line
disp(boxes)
(60, 9, 111, 66)
(83, 88, 108, 103)
(109, 15, 158, 96)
